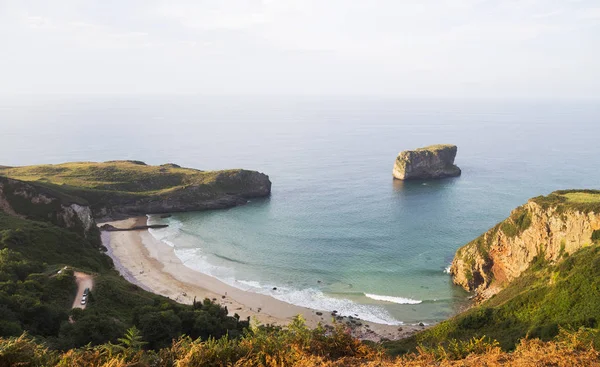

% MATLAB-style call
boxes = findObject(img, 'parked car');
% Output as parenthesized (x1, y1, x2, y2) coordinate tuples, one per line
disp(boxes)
(83, 288, 90, 296)
(80, 298, 86, 305)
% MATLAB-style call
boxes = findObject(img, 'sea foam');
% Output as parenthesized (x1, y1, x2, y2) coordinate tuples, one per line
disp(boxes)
(364, 293, 422, 305)
(145, 214, 404, 325)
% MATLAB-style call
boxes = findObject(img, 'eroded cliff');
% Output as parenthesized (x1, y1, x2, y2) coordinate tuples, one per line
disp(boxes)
(450, 190, 600, 300)
(393, 144, 461, 180)
(0, 176, 99, 241)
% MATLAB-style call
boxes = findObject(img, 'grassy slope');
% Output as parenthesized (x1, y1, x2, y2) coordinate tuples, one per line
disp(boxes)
(386, 241, 600, 355)
(0, 161, 247, 196)
(531, 189, 600, 213)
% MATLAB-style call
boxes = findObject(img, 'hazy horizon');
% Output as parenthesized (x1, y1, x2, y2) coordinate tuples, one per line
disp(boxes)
(1, 0, 599, 99)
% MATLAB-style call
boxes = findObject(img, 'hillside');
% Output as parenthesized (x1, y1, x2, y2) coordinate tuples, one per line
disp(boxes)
(0, 163, 259, 350)
(385, 191, 600, 354)
(450, 190, 600, 299)
(0, 161, 271, 219)
(1, 322, 599, 366)
(385, 242, 600, 354)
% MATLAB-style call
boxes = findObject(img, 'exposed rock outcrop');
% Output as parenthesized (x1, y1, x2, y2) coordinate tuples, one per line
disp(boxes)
(393, 144, 461, 180)
(0, 177, 98, 241)
(90, 169, 271, 220)
(450, 191, 600, 301)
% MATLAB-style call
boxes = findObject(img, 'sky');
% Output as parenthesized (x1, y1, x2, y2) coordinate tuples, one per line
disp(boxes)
(0, 0, 599, 98)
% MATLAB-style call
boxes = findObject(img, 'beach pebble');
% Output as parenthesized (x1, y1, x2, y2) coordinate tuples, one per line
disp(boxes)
(316, 312, 323, 316)
(273, 287, 277, 290)
(419, 322, 425, 327)
(221, 295, 226, 299)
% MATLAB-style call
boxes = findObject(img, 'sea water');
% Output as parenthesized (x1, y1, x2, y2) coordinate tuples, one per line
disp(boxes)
(2, 96, 599, 324)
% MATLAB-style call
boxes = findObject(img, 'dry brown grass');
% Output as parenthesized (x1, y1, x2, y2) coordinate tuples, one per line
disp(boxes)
(2, 326, 600, 367)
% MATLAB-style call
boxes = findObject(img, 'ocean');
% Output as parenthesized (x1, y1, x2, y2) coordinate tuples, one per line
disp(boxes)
(2, 95, 599, 325)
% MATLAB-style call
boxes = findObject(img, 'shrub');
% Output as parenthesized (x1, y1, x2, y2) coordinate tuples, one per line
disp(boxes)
(592, 230, 600, 243)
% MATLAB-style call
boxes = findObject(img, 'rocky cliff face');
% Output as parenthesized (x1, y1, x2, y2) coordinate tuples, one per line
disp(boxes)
(393, 144, 461, 180)
(0, 177, 98, 240)
(91, 170, 272, 220)
(450, 192, 600, 300)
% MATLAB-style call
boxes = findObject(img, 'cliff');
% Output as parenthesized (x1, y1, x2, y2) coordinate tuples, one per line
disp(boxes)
(0, 161, 271, 220)
(450, 190, 600, 300)
(393, 144, 461, 180)
(0, 176, 99, 241)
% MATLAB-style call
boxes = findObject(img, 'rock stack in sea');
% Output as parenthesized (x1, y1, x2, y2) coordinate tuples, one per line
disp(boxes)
(392, 144, 461, 180)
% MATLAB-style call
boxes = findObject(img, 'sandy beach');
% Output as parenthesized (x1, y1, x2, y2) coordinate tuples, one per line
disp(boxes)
(99, 217, 423, 341)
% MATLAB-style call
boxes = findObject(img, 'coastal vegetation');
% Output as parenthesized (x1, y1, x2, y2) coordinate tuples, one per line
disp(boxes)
(451, 190, 600, 295)
(1, 323, 598, 366)
(386, 243, 600, 354)
(0, 161, 252, 195)
(531, 189, 600, 213)
(0, 161, 271, 219)
(0, 169, 253, 352)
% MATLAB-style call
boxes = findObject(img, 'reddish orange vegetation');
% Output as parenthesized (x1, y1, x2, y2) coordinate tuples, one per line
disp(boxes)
(1, 324, 599, 366)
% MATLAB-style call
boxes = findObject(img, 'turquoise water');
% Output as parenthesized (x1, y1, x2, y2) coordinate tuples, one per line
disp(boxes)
(2, 96, 599, 324)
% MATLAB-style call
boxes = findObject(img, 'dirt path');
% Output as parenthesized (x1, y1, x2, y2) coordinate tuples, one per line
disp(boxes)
(71, 271, 94, 310)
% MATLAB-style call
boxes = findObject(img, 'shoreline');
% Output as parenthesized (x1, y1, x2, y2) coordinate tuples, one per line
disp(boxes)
(99, 217, 424, 341)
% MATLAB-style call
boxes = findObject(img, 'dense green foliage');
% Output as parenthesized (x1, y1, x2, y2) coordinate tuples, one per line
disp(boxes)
(385, 244, 600, 355)
(499, 207, 532, 238)
(593, 230, 600, 243)
(0, 213, 110, 271)
(0, 248, 75, 339)
(0, 212, 248, 351)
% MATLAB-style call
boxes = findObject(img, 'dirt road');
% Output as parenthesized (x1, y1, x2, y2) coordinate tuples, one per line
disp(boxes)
(71, 271, 94, 310)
